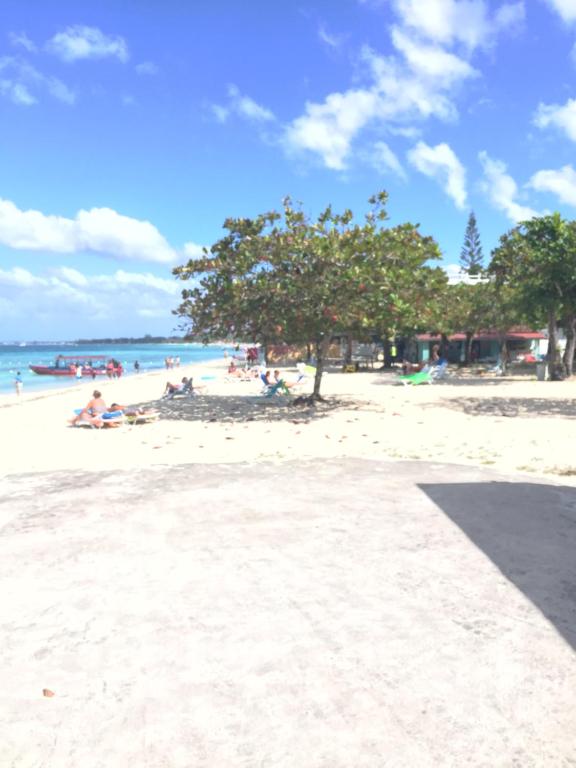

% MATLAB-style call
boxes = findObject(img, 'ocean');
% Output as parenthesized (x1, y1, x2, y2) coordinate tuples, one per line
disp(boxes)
(0, 342, 227, 396)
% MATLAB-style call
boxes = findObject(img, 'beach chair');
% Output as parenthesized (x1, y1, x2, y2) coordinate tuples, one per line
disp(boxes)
(164, 379, 195, 399)
(397, 369, 433, 386)
(263, 380, 292, 397)
(124, 409, 159, 425)
(72, 408, 124, 428)
(430, 361, 448, 381)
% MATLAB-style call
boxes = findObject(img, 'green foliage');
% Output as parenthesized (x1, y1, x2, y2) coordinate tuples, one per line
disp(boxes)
(173, 192, 444, 396)
(489, 213, 576, 370)
(460, 211, 484, 275)
(489, 213, 576, 324)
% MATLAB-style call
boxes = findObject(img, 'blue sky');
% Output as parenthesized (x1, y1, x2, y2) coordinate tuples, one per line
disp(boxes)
(2, 0, 576, 340)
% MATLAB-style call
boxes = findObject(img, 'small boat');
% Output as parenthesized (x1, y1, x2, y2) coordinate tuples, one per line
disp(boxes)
(29, 354, 110, 377)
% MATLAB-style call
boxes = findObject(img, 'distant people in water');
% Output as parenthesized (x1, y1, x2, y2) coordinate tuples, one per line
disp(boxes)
(14, 371, 22, 396)
(134, 360, 140, 373)
(75, 363, 83, 380)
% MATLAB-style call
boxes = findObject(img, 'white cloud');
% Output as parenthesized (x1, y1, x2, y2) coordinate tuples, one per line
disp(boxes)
(0, 80, 36, 105)
(534, 98, 576, 141)
(528, 164, 576, 206)
(542, 0, 576, 23)
(227, 85, 275, 122)
(318, 25, 343, 48)
(46, 26, 129, 63)
(285, 87, 379, 170)
(135, 61, 159, 75)
(390, 27, 478, 84)
(0, 56, 75, 105)
(391, 0, 524, 50)
(283, 28, 477, 170)
(9, 32, 37, 53)
(211, 85, 275, 125)
(371, 141, 406, 178)
(0, 198, 178, 263)
(479, 150, 540, 222)
(183, 242, 207, 259)
(0, 265, 180, 335)
(407, 141, 467, 208)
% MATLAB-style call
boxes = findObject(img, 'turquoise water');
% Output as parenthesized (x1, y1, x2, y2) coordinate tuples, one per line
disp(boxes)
(0, 342, 226, 396)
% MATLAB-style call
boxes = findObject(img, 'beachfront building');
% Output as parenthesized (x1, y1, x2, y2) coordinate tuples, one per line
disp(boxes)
(415, 329, 547, 364)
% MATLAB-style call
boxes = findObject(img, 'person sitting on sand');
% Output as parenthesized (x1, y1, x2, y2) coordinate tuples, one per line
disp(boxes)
(163, 377, 192, 397)
(69, 390, 108, 427)
(273, 369, 296, 388)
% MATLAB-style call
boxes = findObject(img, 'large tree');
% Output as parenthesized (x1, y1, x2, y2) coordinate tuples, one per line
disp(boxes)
(173, 193, 443, 399)
(460, 211, 484, 275)
(489, 213, 576, 376)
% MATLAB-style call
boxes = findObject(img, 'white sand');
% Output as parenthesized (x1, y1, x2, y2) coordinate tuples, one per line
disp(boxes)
(2, 360, 576, 481)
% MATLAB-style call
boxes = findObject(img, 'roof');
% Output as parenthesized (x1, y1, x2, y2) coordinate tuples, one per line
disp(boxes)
(416, 330, 546, 342)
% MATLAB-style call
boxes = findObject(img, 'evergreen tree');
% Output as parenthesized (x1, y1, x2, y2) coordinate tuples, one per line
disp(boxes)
(460, 211, 484, 275)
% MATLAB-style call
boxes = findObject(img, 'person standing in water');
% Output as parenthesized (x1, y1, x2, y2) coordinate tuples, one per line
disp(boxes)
(14, 371, 23, 397)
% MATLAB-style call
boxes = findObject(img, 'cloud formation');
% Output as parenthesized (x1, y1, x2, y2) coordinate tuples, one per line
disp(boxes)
(534, 98, 576, 141)
(212, 84, 275, 124)
(407, 141, 467, 208)
(0, 199, 177, 263)
(0, 265, 180, 335)
(542, 0, 576, 23)
(0, 56, 75, 105)
(46, 26, 129, 63)
(528, 164, 576, 206)
(390, 0, 525, 50)
(479, 151, 540, 222)
(284, 0, 523, 170)
(371, 141, 407, 178)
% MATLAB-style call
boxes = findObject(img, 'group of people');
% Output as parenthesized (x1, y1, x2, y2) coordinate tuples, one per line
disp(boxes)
(105, 360, 123, 379)
(164, 356, 180, 369)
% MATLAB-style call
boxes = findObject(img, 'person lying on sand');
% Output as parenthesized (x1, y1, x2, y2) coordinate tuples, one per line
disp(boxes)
(69, 390, 108, 428)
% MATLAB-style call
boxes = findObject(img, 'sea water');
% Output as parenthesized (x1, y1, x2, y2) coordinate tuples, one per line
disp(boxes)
(0, 342, 227, 396)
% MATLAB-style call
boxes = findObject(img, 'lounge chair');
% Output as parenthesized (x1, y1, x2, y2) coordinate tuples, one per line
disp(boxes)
(163, 379, 195, 399)
(397, 368, 433, 386)
(263, 380, 292, 397)
(430, 361, 448, 381)
(71, 408, 124, 428)
(124, 409, 159, 425)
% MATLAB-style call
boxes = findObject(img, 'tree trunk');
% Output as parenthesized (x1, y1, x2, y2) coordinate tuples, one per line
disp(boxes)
(383, 338, 392, 369)
(464, 331, 473, 365)
(344, 334, 353, 365)
(440, 334, 449, 360)
(563, 316, 576, 376)
(312, 336, 331, 399)
(547, 309, 558, 379)
(499, 334, 508, 375)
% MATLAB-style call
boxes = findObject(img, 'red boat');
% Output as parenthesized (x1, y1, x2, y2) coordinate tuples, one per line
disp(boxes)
(29, 354, 110, 377)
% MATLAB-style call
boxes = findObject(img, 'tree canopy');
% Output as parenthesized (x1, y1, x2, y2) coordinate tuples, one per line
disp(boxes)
(173, 192, 444, 397)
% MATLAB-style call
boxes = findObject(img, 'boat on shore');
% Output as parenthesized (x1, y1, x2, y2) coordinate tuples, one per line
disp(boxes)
(29, 355, 119, 377)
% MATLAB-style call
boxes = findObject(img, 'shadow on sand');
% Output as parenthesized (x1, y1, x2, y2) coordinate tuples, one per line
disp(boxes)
(441, 396, 576, 418)
(136, 393, 344, 424)
(419, 481, 576, 651)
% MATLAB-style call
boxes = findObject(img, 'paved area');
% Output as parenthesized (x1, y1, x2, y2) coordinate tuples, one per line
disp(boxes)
(1, 459, 575, 767)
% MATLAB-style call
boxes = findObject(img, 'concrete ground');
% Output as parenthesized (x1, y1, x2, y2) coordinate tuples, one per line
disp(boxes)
(1, 459, 575, 767)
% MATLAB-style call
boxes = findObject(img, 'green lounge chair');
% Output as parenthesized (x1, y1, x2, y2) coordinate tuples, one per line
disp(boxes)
(398, 369, 432, 385)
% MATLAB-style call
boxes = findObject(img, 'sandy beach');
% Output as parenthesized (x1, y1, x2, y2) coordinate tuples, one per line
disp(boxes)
(3, 361, 576, 766)
(2, 359, 576, 481)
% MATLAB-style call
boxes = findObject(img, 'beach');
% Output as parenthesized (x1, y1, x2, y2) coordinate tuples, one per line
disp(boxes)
(2, 358, 576, 481)
(3, 361, 576, 766)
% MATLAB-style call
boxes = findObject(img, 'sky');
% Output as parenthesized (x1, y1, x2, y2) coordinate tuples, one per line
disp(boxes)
(2, 0, 576, 341)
